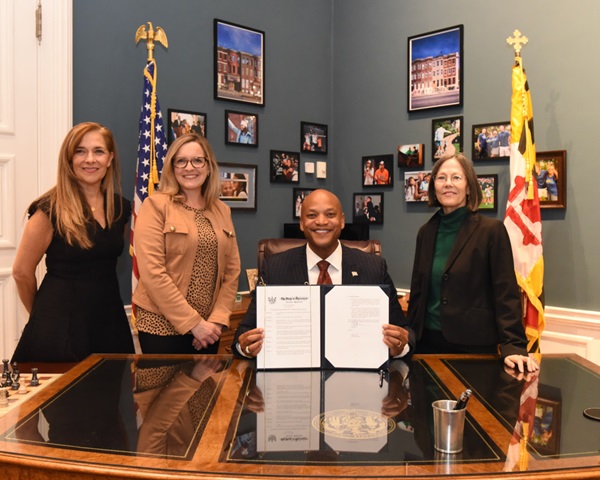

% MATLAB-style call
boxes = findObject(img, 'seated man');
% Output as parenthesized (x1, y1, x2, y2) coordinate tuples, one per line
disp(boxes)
(232, 189, 414, 359)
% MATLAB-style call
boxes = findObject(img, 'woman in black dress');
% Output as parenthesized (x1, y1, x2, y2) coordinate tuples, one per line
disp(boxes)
(11, 122, 134, 362)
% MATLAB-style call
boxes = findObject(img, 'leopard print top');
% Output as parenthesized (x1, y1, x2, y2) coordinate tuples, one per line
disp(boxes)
(136, 204, 218, 336)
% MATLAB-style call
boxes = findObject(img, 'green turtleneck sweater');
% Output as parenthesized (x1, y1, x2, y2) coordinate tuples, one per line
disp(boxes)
(425, 206, 469, 331)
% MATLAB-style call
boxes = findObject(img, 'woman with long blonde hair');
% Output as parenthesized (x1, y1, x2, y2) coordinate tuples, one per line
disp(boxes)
(12, 122, 134, 362)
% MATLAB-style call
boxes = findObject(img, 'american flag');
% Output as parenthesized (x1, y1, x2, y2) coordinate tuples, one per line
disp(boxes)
(503, 55, 545, 354)
(130, 60, 167, 326)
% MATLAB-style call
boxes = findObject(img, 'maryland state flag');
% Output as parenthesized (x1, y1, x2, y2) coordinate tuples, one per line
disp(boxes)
(503, 56, 545, 353)
(130, 59, 167, 327)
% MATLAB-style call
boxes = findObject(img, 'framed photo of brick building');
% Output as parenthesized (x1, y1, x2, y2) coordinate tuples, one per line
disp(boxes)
(407, 25, 463, 112)
(214, 19, 265, 106)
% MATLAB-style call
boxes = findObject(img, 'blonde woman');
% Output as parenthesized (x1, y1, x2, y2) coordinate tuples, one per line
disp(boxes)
(133, 133, 240, 353)
(12, 122, 134, 362)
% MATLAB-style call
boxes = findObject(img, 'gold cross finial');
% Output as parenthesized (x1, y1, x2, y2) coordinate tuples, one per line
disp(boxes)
(135, 22, 168, 61)
(507, 30, 528, 57)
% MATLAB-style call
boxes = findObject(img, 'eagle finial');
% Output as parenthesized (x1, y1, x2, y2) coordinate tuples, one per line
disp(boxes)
(135, 22, 168, 61)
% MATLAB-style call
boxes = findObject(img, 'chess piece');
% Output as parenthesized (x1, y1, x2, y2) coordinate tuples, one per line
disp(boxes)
(2, 359, 9, 380)
(30, 368, 40, 387)
(4, 368, 12, 388)
(11, 370, 20, 391)
(18, 381, 28, 394)
(0, 387, 8, 407)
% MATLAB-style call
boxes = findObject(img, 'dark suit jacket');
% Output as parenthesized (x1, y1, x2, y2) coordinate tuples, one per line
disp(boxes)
(408, 211, 528, 358)
(233, 245, 411, 355)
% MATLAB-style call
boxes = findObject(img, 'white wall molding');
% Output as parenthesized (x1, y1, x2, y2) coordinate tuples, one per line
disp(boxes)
(0, 154, 15, 249)
(0, 0, 15, 135)
(0, 268, 17, 360)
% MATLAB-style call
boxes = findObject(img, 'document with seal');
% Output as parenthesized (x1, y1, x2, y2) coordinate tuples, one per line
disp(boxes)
(256, 285, 321, 370)
(256, 285, 389, 370)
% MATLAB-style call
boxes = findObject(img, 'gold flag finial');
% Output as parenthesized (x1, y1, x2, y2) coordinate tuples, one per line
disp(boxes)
(135, 22, 168, 61)
(507, 30, 528, 57)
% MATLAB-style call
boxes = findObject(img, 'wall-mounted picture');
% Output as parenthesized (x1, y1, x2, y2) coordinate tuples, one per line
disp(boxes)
(530, 385, 562, 456)
(432, 116, 463, 162)
(477, 174, 498, 213)
(218, 162, 257, 211)
(292, 188, 316, 218)
(300, 121, 328, 154)
(404, 170, 432, 203)
(398, 144, 424, 168)
(407, 25, 464, 112)
(536, 150, 566, 209)
(353, 193, 384, 225)
(472, 121, 511, 161)
(362, 154, 393, 187)
(270, 150, 299, 183)
(214, 19, 265, 106)
(225, 110, 258, 146)
(167, 109, 206, 144)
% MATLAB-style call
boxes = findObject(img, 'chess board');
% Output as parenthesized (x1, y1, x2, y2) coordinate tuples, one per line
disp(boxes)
(0, 373, 62, 417)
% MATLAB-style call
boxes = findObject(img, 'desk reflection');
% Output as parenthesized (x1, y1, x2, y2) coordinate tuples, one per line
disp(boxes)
(227, 358, 523, 464)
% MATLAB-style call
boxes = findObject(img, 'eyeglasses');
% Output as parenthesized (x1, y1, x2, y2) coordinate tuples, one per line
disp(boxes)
(434, 174, 464, 184)
(173, 157, 208, 169)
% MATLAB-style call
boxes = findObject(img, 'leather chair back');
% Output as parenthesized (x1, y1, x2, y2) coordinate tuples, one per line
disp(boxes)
(257, 238, 381, 269)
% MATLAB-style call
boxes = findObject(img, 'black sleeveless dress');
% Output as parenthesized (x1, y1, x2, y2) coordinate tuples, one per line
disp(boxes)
(11, 195, 135, 362)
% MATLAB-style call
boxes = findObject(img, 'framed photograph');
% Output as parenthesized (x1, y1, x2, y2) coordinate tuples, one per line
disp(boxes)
(472, 121, 511, 161)
(362, 154, 393, 187)
(300, 121, 328, 154)
(292, 188, 316, 219)
(167, 108, 206, 144)
(477, 174, 498, 213)
(432, 116, 463, 162)
(225, 110, 258, 146)
(398, 144, 424, 168)
(353, 193, 384, 225)
(218, 162, 257, 211)
(530, 385, 562, 456)
(404, 170, 432, 203)
(407, 25, 464, 112)
(214, 19, 265, 106)
(536, 150, 566, 209)
(270, 150, 299, 183)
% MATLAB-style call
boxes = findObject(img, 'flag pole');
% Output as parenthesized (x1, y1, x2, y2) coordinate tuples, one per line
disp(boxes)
(130, 23, 169, 335)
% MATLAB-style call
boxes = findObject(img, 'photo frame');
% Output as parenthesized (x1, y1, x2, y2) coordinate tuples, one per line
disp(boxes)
(530, 384, 562, 456)
(214, 19, 265, 106)
(404, 170, 432, 203)
(536, 150, 566, 209)
(353, 193, 384, 225)
(270, 150, 299, 183)
(477, 174, 498, 213)
(300, 121, 328, 154)
(407, 25, 464, 112)
(225, 110, 258, 146)
(472, 121, 511, 161)
(362, 154, 393, 187)
(398, 144, 424, 168)
(292, 188, 316, 219)
(218, 162, 257, 211)
(167, 108, 207, 144)
(432, 116, 463, 162)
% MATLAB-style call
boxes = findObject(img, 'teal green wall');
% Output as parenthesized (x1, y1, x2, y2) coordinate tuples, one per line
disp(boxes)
(74, 1, 600, 310)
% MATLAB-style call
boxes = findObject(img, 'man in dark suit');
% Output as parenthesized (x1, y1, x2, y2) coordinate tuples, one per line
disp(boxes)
(232, 189, 413, 358)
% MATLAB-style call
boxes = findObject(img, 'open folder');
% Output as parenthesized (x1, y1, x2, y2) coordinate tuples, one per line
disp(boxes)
(255, 285, 390, 370)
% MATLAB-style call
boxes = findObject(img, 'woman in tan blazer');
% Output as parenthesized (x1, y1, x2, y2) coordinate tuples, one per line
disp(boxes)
(133, 133, 240, 353)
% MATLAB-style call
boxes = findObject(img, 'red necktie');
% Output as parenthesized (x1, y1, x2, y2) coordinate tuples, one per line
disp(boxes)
(317, 260, 333, 285)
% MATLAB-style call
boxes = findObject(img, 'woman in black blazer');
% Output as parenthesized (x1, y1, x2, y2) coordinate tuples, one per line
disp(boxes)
(408, 153, 537, 373)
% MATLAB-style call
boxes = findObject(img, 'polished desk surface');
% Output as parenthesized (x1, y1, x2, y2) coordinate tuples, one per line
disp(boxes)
(0, 353, 599, 480)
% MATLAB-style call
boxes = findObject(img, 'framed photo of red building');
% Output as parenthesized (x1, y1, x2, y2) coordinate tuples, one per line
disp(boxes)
(214, 19, 265, 106)
(407, 25, 463, 112)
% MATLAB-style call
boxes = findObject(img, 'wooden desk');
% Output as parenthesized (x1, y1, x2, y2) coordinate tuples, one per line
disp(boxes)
(0, 353, 599, 479)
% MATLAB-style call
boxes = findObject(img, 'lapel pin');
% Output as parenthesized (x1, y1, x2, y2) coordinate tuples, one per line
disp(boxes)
(352, 271, 358, 277)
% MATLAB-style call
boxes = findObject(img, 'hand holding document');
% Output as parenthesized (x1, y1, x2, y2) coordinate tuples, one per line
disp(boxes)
(256, 285, 389, 370)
